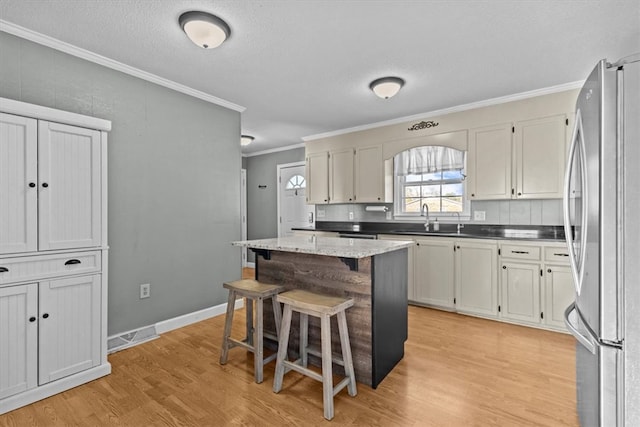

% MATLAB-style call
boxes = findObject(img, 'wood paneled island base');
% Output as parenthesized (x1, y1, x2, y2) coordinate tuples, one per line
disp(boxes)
(253, 248, 408, 388)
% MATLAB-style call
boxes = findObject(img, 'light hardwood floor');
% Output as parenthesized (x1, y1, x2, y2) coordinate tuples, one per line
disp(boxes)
(1, 270, 578, 426)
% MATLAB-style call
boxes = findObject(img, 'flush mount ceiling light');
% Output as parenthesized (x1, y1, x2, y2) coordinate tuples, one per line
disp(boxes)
(179, 11, 231, 49)
(241, 135, 254, 146)
(369, 77, 405, 99)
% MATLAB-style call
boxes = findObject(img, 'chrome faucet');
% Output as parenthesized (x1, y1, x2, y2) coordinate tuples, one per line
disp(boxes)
(454, 212, 464, 234)
(421, 203, 430, 231)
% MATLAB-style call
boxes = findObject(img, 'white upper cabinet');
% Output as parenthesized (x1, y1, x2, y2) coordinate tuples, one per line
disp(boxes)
(355, 145, 384, 202)
(468, 114, 568, 200)
(514, 114, 567, 199)
(0, 116, 102, 254)
(38, 121, 102, 251)
(306, 151, 329, 204)
(0, 113, 38, 254)
(467, 124, 512, 200)
(329, 148, 355, 203)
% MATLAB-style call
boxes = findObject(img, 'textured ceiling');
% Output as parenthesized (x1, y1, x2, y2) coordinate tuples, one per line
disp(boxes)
(0, 0, 639, 154)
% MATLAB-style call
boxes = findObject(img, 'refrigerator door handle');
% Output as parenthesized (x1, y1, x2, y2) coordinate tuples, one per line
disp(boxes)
(564, 302, 597, 354)
(563, 109, 588, 295)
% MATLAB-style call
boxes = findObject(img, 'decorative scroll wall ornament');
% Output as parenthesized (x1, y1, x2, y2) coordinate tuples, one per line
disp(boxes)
(408, 120, 439, 131)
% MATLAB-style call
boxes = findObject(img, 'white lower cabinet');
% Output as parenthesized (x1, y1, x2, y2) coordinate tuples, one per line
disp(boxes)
(0, 274, 101, 400)
(500, 262, 541, 323)
(414, 238, 454, 309)
(498, 241, 572, 332)
(0, 283, 38, 399)
(455, 241, 498, 317)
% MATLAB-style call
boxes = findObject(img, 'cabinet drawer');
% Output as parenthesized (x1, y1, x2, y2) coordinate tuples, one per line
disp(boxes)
(500, 244, 541, 261)
(544, 246, 570, 263)
(0, 251, 101, 285)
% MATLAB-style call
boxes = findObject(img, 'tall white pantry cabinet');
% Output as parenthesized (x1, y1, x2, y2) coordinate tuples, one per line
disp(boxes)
(0, 97, 111, 414)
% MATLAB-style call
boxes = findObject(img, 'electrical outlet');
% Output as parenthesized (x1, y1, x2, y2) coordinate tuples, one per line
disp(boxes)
(474, 211, 486, 221)
(386, 211, 392, 220)
(317, 208, 325, 218)
(348, 211, 354, 220)
(140, 283, 150, 299)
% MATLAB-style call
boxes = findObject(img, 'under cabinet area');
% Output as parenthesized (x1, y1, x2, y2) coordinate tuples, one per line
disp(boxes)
(0, 98, 110, 414)
(379, 231, 572, 334)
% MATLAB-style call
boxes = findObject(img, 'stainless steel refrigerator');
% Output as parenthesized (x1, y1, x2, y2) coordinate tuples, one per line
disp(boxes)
(563, 53, 640, 426)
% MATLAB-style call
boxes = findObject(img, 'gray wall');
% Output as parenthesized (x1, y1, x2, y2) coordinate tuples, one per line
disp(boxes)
(244, 147, 305, 261)
(0, 33, 242, 335)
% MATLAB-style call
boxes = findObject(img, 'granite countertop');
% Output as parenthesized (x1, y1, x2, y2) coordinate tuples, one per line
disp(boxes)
(232, 236, 413, 259)
(294, 221, 568, 242)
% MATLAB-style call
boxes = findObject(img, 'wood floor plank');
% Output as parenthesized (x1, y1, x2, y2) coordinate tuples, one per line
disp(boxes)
(1, 275, 578, 426)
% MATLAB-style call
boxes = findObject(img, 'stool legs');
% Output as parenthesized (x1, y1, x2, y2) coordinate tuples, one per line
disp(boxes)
(320, 313, 334, 420)
(254, 296, 264, 383)
(337, 311, 357, 397)
(220, 290, 237, 365)
(300, 313, 308, 367)
(273, 304, 293, 393)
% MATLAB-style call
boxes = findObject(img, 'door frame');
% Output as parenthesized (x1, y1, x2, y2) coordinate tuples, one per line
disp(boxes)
(277, 161, 306, 238)
(241, 168, 248, 267)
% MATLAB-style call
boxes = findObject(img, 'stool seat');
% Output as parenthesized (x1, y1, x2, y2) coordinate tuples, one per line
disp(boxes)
(223, 279, 283, 298)
(273, 289, 357, 420)
(276, 289, 354, 315)
(220, 279, 284, 384)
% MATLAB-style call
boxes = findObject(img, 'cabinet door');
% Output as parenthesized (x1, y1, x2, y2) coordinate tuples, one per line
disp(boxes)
(500, 262, 541, 323)
(38, 121, 101, 250)
(306, 152, 329, 204)
(414, 239, 455, 308)
(514, 115, 567, 199)
(467, 124, 512, 200)
(544, 265, 574, 330)
(329, 148, 354, 203)
(355, 145, 383, 202)
(378, 235, 415, 300)
(0, 283, 38, 399)
(455, 241, 498, 317)
(38, 274, 101, 385)
(0, 113, 38, 254)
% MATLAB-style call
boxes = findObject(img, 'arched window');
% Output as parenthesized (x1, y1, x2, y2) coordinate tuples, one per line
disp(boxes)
(285, 174, 306, 189)
(394, 146, 466, 215)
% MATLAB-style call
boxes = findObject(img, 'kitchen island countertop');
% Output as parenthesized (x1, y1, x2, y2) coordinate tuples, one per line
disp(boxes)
(232, 236, 413, 259)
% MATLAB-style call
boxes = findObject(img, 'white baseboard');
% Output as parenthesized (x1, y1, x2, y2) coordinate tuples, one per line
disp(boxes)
(106, 299, 244, 352)
(245, 261, 255, 268)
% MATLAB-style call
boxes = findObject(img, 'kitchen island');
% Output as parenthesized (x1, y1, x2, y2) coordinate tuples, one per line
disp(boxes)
(232, 236, 412, 388)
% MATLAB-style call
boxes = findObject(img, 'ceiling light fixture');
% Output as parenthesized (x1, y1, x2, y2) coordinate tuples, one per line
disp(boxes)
(241, 135, 254, 146)
(369, 77, 405, 99)
(179, 11, 231, 49)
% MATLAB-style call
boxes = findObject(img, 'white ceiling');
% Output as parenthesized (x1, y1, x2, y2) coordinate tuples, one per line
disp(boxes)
(1, 1, 639, 155)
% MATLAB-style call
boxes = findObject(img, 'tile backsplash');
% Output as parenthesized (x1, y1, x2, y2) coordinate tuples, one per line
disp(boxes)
(316, 199, 563, 226)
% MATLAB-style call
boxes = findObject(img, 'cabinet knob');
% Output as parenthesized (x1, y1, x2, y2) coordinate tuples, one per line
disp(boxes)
(29, 182, 36, 188)
(377, 197, 381, 200)
(502, 265, 507, 269)
(471, 193, 475, 197)
(29, 316, 36, 322)
(65, 259, 81, 265)
(517, 192, 522, 196)
(547, 268, 552, 273)
(0, 267, 8, 273)
(42, 182, 49, 188)
(42, 313, 49, 319)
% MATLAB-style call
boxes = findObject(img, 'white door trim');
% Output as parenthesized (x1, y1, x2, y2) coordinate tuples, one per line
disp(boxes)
(241, 169, 248, 267)
(277, 161, 306, 238)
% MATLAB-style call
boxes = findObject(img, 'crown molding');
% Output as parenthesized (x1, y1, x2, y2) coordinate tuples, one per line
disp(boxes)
(303, 80, 584, 141)
(242, 142, 305, 158)
(0, 20, 246, 113)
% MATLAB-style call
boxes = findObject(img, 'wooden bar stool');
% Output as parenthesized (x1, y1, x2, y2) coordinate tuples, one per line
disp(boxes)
(273, 289, 357, 420)
(219, 279, 284, 383)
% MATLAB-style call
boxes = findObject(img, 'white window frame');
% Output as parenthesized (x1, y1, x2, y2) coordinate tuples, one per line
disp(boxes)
(393, 152, 470, 220)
